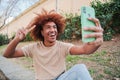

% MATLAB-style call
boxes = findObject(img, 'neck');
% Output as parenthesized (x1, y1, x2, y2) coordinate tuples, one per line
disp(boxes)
(43, 40, 56, 47)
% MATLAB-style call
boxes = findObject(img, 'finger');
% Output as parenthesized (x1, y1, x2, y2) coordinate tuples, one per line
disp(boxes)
(17, 27, 24, 34)
(84, 32, 103, 38)
(18, 27, 26, 35)
(16, 28, 25, 38)
(84, 27, 104, 32)
(27, 25, 36, 32)
(88, 18, 101, 27)
(26, 17, 38, 29)
(87, 38, 103, 46)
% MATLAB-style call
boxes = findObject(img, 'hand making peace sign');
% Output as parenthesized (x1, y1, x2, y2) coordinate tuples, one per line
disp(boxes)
(15, 18, 37, 42)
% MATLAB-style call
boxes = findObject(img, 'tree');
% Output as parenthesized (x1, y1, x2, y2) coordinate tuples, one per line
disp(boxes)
(0, 0, 19, 30)
(0, 0, 39, 30)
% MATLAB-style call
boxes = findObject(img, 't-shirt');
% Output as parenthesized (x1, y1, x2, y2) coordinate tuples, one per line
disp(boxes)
(22, 40, 74, 80)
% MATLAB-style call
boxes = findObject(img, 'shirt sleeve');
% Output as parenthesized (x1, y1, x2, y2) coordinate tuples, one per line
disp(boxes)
(60, 42, 74, 56)
(21, 44, 33, 58)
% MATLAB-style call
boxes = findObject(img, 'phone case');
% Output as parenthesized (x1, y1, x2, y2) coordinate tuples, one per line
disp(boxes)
(81, 6, 96, 43)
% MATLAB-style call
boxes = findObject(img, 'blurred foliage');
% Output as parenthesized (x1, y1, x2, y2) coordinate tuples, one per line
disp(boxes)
(23, 33, 33, 42)
(0, 34, 9, 46)
(60, 0, 120, 41)
(91, 0, 120, 40)
(59, 13, 81, 40)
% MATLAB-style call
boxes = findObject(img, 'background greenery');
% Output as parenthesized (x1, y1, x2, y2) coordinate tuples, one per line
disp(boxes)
(0, 0, 120, 46)
(91, 0, 120, 40)
(0, 34, 9, 46)
(60, 0, 120, 41)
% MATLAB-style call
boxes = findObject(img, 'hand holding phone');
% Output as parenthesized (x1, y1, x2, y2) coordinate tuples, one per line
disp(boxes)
(81, 6, 96, 43)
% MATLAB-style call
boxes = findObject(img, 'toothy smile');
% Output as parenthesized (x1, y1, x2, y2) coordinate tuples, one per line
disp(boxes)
(48, 32, 56, 37)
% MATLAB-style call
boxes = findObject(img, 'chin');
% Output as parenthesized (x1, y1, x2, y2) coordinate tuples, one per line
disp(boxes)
(49, 39, 56, 43)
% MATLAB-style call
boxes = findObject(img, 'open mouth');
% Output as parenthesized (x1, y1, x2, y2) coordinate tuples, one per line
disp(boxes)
(48, 32, 57, 39)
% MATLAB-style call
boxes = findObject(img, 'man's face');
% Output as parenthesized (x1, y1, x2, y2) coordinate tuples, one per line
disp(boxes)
(41, 22, 58, 43)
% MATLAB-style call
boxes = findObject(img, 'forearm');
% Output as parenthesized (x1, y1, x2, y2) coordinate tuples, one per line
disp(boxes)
(3, 38, 20, 58)
(83, 43, 101, 54)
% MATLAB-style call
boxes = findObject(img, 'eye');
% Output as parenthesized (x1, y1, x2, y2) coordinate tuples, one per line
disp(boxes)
(45, 25, 50, 29)
(48, 26, 51, 29)
(53, 25, 57, 28)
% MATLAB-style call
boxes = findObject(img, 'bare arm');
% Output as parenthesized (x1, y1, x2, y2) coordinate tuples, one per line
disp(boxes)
(3, 37, 24, 58)
(70, 18, 103, 55)
(70, 43, 101, 55)
(3, 23, 36, 58)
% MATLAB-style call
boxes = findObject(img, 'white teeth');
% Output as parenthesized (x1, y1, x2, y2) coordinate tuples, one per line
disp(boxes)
(49, 33, 55, 36)
(51, 33, 55, 36)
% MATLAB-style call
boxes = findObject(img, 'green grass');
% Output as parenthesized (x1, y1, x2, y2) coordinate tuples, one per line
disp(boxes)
(0, 45, 7, 50)
(0, 45, 7, 55)
(66, 51, 120, 80)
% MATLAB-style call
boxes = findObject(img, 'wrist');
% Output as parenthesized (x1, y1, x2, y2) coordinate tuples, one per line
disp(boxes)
(13, 37, 21, 43)
(87, 40, 103, 47)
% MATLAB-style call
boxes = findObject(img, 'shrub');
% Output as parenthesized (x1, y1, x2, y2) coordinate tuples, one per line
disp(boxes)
(59, 13, 81, 40)
(59, 0, 120, 41)
(0, 34, 9, 46)
(91, 0, 120, 40)
(23, 33, 33, 42)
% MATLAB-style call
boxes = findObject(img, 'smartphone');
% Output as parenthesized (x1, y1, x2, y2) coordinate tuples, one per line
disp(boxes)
(81, 6, 96, 43)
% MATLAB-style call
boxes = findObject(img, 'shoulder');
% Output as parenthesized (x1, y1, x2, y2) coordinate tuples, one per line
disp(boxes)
(56, 40, 74, 47)
(22, 41, 41, 49)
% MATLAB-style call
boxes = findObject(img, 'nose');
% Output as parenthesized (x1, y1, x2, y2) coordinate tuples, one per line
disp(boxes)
(50, 26, 55, 31)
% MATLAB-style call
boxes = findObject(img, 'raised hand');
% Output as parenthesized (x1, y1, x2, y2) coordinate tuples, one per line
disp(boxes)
(15, 25, 36, 42)
(3, 18, 37, 58)
(14, 17, 38, 41)
(84, 18, 104, 46)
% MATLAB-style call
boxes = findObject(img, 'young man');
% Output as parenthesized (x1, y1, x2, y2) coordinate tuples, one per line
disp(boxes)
(3, 10, 103, 80)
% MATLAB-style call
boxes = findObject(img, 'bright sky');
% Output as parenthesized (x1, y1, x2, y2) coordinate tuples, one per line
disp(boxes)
(0, 0, 39, 23)
(0, 0, 39, 17)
